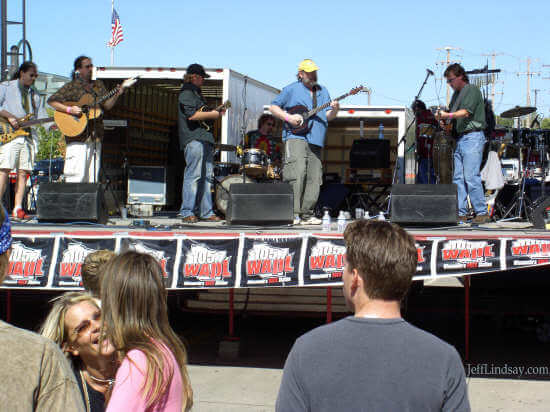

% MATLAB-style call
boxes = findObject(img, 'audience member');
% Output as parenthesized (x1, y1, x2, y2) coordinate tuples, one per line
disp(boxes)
(100, 251, 193, 411)
(276, 220, 470, 412)
(82, 249, 116, 298)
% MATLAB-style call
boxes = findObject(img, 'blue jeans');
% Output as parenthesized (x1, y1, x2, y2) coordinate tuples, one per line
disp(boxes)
(417, 157, 436, 184)
(179, 140, 215, 218)
(453, 131, 487, 216)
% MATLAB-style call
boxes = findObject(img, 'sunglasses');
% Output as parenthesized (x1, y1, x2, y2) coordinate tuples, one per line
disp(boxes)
(447, 77, 457, 84)
(83, 64, 93, 69)
(266, 123, 274, 126)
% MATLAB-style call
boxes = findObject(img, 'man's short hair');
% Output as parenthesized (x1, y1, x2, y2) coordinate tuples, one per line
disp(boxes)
(444, 63, 469, 83)
(81, 249, 115, 296)
(258, 114, 275, 129)
(343, 220, 417, 301)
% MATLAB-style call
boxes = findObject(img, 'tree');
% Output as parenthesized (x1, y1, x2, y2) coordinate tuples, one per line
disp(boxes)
(495, 116, 513, 128)
(541, 118, 550, 129)
(36, 125, 65, 160)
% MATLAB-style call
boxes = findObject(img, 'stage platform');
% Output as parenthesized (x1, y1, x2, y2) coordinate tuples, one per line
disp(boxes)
(2, 216, 550, 290)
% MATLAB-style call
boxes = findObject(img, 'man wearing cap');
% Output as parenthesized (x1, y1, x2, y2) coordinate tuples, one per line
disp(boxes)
(276, 220, 470, 411)
(270, 59, 339, 225)
(177, 63, 224, 223)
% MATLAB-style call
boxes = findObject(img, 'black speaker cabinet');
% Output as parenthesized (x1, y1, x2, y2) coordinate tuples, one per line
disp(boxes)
(531, 196, 550, 229)
(391, 184, 457, 225)
(227, 183, 293, 225)
(37, 183, 108, 224)
(350, 139, 390, 169)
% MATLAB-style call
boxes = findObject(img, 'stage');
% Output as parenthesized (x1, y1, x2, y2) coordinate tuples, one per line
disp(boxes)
(3, 216, 550, 290)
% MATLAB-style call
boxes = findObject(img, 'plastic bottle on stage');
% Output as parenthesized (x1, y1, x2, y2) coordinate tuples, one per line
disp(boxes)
(337, 211, 347, 232)
(377, 211, 386, 221)
(363, 211, 370, 220)
(378, 123, 384, 139)
(322, 210, 331, 232)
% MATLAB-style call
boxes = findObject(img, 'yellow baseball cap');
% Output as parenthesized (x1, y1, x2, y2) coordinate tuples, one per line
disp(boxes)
(298, 59, 319, 72)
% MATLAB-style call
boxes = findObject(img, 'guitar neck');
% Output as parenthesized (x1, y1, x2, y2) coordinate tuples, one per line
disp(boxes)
(20, 117, 54, 128)
(95, 87, 120, 106)
(305, 91, 353, 120)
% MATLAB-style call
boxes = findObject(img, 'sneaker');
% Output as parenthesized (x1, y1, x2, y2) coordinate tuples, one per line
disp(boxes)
(293, 215, 301, 225)
(301, 216, 322, 225)
(472, 214, 490, 224)
(181, 215, 198, 223)
(12, 206, 29, 220)
(457, 215, 469, 224)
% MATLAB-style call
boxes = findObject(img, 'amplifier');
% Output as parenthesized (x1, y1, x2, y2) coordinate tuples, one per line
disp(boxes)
(391, 184, 457, 225)
(227, 183, 293, 225)
(37, 183, 107, 224)
(127, 166, 174, 206)
(350, 139, 390, 169)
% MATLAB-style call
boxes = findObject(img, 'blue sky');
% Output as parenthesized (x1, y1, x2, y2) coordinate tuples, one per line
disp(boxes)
(5, 0, 550, 115)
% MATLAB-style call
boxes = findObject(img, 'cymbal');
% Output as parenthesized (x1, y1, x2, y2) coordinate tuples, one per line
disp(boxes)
(215, 144, 237, 152)
(500, 106, 537, 118)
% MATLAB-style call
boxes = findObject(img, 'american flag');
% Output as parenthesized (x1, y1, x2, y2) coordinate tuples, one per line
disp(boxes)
(107, 9, 124, 47)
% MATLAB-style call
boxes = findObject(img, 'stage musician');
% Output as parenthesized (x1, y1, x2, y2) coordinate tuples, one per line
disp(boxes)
(437, 63, 488, 224)
(48, 56, 124, 183)
(412, 99, 438, 184)
(0, 61, 49, 219)
(244, 114, 281, 167)
(269, 59, 339, 225)
(177, 63, 224, 223)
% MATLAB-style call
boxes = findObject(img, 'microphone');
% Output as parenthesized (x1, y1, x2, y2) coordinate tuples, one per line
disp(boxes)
(427, 69, 434, 76)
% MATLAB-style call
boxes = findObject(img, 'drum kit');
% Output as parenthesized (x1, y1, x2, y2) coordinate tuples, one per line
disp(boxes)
(213, 144, 281, 216)
(493, 106, 550, 221)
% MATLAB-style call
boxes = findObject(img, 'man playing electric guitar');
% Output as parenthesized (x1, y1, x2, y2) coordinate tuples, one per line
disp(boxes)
(0, 61, 51, 219)
(48, 55, 125, 183)
(270, 59, 339, 225)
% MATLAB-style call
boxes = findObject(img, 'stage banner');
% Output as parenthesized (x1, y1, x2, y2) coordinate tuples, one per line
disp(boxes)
(177, 237, 239, 288)
(435, 238, 502, 277)
(241, 235, 302, 287)
(53, 237, 116, 288)
(1, 237, 54, 288)
(303, 235, 345, 285)
(414, 240, 433, 279)
(506, 238, 550, 268)
(121, 238, 177, 288)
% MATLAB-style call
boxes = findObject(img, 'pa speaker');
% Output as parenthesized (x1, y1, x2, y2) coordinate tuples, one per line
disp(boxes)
(37, 183, 108, 224)
(530, 196, 550, 229)
(227, 183, 293, 225)
(391, 184, 457, 225)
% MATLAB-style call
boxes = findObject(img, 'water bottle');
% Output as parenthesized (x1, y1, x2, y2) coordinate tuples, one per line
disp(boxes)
(337, 211, 347, 232)
(363, 211, 370, 220)
(322, 210, 331, 232)
(377, 211, 386, 221)
(378, 123, 384, 140)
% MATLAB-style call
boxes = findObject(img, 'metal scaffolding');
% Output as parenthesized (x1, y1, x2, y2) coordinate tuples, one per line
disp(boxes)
(1, 0, 31, 81)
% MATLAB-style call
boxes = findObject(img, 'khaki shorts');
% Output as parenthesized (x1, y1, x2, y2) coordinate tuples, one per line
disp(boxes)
(0, 137, 34, 171)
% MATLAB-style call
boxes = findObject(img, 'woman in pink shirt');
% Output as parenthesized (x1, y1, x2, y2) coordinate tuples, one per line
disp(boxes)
(100, 251, 193, 411)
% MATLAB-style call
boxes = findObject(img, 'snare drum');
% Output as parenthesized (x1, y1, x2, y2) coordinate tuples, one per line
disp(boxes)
(241, 148, 268, 178)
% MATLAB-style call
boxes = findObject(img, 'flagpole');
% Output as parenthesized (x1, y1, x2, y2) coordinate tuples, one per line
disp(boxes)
(110, 0, 114, 65)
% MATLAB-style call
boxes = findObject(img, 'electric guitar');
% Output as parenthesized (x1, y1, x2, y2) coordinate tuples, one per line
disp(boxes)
(54, 76, 140, 139)
(198, 100, 231, 131)
(0, 114, 54, 145)
(286, 86, 364, 135)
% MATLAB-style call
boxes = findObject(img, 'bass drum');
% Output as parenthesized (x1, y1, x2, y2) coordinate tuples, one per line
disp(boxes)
(215, 174, 254, 216)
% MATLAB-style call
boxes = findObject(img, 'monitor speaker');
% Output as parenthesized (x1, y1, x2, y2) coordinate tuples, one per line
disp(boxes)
(227, 183, 293, 225)
(37, 183, 108, 224)
(391, 184, 457, 225)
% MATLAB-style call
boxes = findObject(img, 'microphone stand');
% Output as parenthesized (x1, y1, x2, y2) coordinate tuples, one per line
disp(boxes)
(386, 70, 433, 215)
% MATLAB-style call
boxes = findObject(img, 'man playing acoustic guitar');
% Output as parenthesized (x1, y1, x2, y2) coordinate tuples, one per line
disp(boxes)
(0, 61, 50, 219)
(48, 55, 124, 183)
(270, 59, 339, 225)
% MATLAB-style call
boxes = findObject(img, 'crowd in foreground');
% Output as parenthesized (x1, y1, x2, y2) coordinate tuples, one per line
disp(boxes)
(0, 206, 470, 411)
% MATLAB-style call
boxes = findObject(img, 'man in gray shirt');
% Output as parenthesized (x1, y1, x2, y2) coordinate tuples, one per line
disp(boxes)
(276, 220, 470, 412)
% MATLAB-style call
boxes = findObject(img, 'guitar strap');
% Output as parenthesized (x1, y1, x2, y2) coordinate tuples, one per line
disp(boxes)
(449, 86, 467, 137)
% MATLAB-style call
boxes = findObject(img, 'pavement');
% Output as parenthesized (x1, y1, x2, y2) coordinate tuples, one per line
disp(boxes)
(188, 365, 550, 411)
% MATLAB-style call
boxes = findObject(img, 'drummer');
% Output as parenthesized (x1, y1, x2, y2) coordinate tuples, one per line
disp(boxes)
(412, 100, 438, 184)
(243, 114, 282, 167)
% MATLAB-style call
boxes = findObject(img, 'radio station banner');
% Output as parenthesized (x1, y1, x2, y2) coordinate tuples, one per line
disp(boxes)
(122, 238, 177, 288)
(415, 240, 433, 279)
(177, 237, 239, 288)
(435, 238, 502, 277)
(506, 238, 550, 268)
(241, 236, 302, 287)
(303, 236, 345, 285)
(2, 237, 55, 287)
(52, 237, 116, 288)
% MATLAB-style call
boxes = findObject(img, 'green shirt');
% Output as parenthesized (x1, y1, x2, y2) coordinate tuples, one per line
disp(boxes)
(449, 84, 486, 136)
(177, 84, 215, 149)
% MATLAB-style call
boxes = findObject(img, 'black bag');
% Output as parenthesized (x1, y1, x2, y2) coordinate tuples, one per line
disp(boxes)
(484, 98, 496, 137)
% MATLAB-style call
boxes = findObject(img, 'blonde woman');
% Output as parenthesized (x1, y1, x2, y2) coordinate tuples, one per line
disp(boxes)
(100, 251, 193, 412)
(40, 292, 118, 412)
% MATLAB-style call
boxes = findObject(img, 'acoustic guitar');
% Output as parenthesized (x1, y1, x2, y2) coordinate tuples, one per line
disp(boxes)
(286, 86, 364, 135)
(198, 100, 231, 131)
(54, 76, 140, 139)
(0, 114, 54, 145)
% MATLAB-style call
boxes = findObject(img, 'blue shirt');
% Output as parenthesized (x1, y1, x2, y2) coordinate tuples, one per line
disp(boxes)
(271, 81, 331, 147)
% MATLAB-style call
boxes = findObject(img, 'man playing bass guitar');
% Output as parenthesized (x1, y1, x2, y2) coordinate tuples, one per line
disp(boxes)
(270, 59, 339, 225)
(48, 55, 124, 183)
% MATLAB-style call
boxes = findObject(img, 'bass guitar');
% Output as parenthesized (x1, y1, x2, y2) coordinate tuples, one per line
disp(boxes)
(198, 100, 231, 131)
(286, 86, 364, 135)
(54, 76, 140, 139)
(0, 114, 54, 145)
